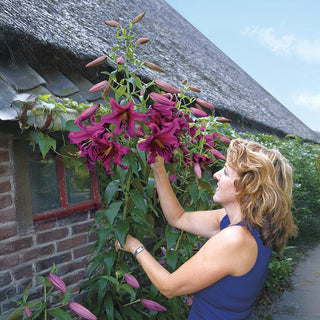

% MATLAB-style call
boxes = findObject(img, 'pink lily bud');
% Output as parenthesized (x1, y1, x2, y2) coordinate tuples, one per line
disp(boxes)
(48, 272, 67, 293)
(24, 306, 32, 317)
(181, 79, 188, 85)
(216, 117, 232, 123)
(144, 61, 165, 73)
(124, 273, 140, 289)
(89, 80, 109, 93)
(196, 98, 215, 110)
(140, 299, 167, 312)
(190, 107, 208, 117)
(154, 79, 181, 93)
(194, 162, 202, 179)
(195, 103, 203, 111)
(169, 174, 178, 183)
(210, 148, 226, 161)
(85, 55, 107, 68)
(189, 86, 201, 93)
(136, 37, 150, 45)
(104, 20, 120, 27)
(218, 136, 231, 144)
(116, 56, 125, 65)
(69, 302, 97, 320)
(132, 12, 146, 24)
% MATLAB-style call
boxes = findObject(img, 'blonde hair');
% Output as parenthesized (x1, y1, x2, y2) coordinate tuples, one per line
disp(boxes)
(227, 138, 297, 252)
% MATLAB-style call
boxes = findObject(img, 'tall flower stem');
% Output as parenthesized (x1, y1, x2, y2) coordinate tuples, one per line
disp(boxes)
(122, 166, 132, 220)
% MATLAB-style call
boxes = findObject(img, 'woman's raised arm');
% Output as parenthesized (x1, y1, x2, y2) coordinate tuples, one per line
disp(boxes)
(151, 156, 225, 238)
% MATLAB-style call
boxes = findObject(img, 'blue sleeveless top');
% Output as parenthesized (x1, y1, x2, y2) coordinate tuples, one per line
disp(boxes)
(187, 215, 272, 320)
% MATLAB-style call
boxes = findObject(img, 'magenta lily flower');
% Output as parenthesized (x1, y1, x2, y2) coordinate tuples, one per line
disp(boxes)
(69, 302, 97, 320)
(93, 133, 131, 173)
(48, 272, 67, 293)
(124, 273, 140, 289)
(140, 299, 167, 312)
(101, 99, 146, 138)
(138, 123, 179, 164)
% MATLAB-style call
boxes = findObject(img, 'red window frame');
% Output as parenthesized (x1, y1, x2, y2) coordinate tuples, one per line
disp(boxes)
(33, 154, 101, 222)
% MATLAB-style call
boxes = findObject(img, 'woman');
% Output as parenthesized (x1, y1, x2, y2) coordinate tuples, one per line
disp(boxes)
(116, 138, 297, 319)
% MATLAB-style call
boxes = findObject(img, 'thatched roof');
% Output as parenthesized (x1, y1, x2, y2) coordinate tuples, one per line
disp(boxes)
(1, 0, 319, 143)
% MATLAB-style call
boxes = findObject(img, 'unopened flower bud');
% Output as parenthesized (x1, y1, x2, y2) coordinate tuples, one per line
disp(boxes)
(216, 117, 232, 123)
(196, 98, 215, 110)
(154, 79, 181, 93)
(116, 56, 125, 65)
(195, 103, 203, 110)
(124, 273, 140, 289)
(189, 86, 201, 93)
(69, 302, 97, 320)
(24, 306, 32, 317)
(132, 12, 146, 24)
(85, 55, 107, 68)
(89, 80, 109, 93)
(181, 79, 188, 85)
(210, 148, 226, 160)
(190, 107, 208, 117)
(140, 299, 167, 312)
(144, 61, 165, 73)
(48, 272, 67, 293)
(104, 20, 121, 27)
(136, 37, 150, 45)
(218, 136, 231, 144)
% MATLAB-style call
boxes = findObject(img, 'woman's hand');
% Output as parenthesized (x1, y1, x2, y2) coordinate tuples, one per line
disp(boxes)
(115, 234, 143, 255)
(150, 154, 165, 170)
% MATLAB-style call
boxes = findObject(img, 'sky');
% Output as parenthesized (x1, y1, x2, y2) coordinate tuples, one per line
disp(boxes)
(165, 0, 320, 132)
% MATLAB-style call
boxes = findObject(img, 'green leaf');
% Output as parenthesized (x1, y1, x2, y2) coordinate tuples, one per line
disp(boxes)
(104, 181, 119, 206)
(62, 287, 71, 305)
(127, 77, 137, 91)
(48, 308, 73, 320)
(188, 183, 199, 204)
(115, 86, 127, 101)
(88, 254, 104, 277)
(103, 250, 117, 274)
(106, 201, 123, 225)
(65, 119, 81, 132)
(166, 250, 178, 270)
(131, 189, 147, 212)
(97, 278, 109, 310)
(119, 283, 136, 300)
(116, 220, 130, 246)
(35, 131, 56, 158)
(105, 293, 114, 320)
(96, 228, 111, 254)
(166, 229, 180, 250)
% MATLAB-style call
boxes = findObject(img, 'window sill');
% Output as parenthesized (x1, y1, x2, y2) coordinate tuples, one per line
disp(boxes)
(33, 199, 101, 222)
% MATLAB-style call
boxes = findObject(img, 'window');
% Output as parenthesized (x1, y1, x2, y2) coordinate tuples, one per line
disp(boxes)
(28, 151, 100, 222)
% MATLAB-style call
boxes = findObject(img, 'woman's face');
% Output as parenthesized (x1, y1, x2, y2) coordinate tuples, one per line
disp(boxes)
(213, 164, 239, 206)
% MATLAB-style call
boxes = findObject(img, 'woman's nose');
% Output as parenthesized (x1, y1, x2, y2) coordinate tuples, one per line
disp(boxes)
(213, 169, 221, 180)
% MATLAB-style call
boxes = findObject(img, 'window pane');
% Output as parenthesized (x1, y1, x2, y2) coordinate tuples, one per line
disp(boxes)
(65, 166, 93, 205)
(28, 155, 61, 213)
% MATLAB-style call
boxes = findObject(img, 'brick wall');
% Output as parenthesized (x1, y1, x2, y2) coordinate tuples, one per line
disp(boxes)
(0, 135, 98, 319)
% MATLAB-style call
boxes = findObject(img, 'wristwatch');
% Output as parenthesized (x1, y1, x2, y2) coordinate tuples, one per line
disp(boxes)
(134, 245, 145, 257)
